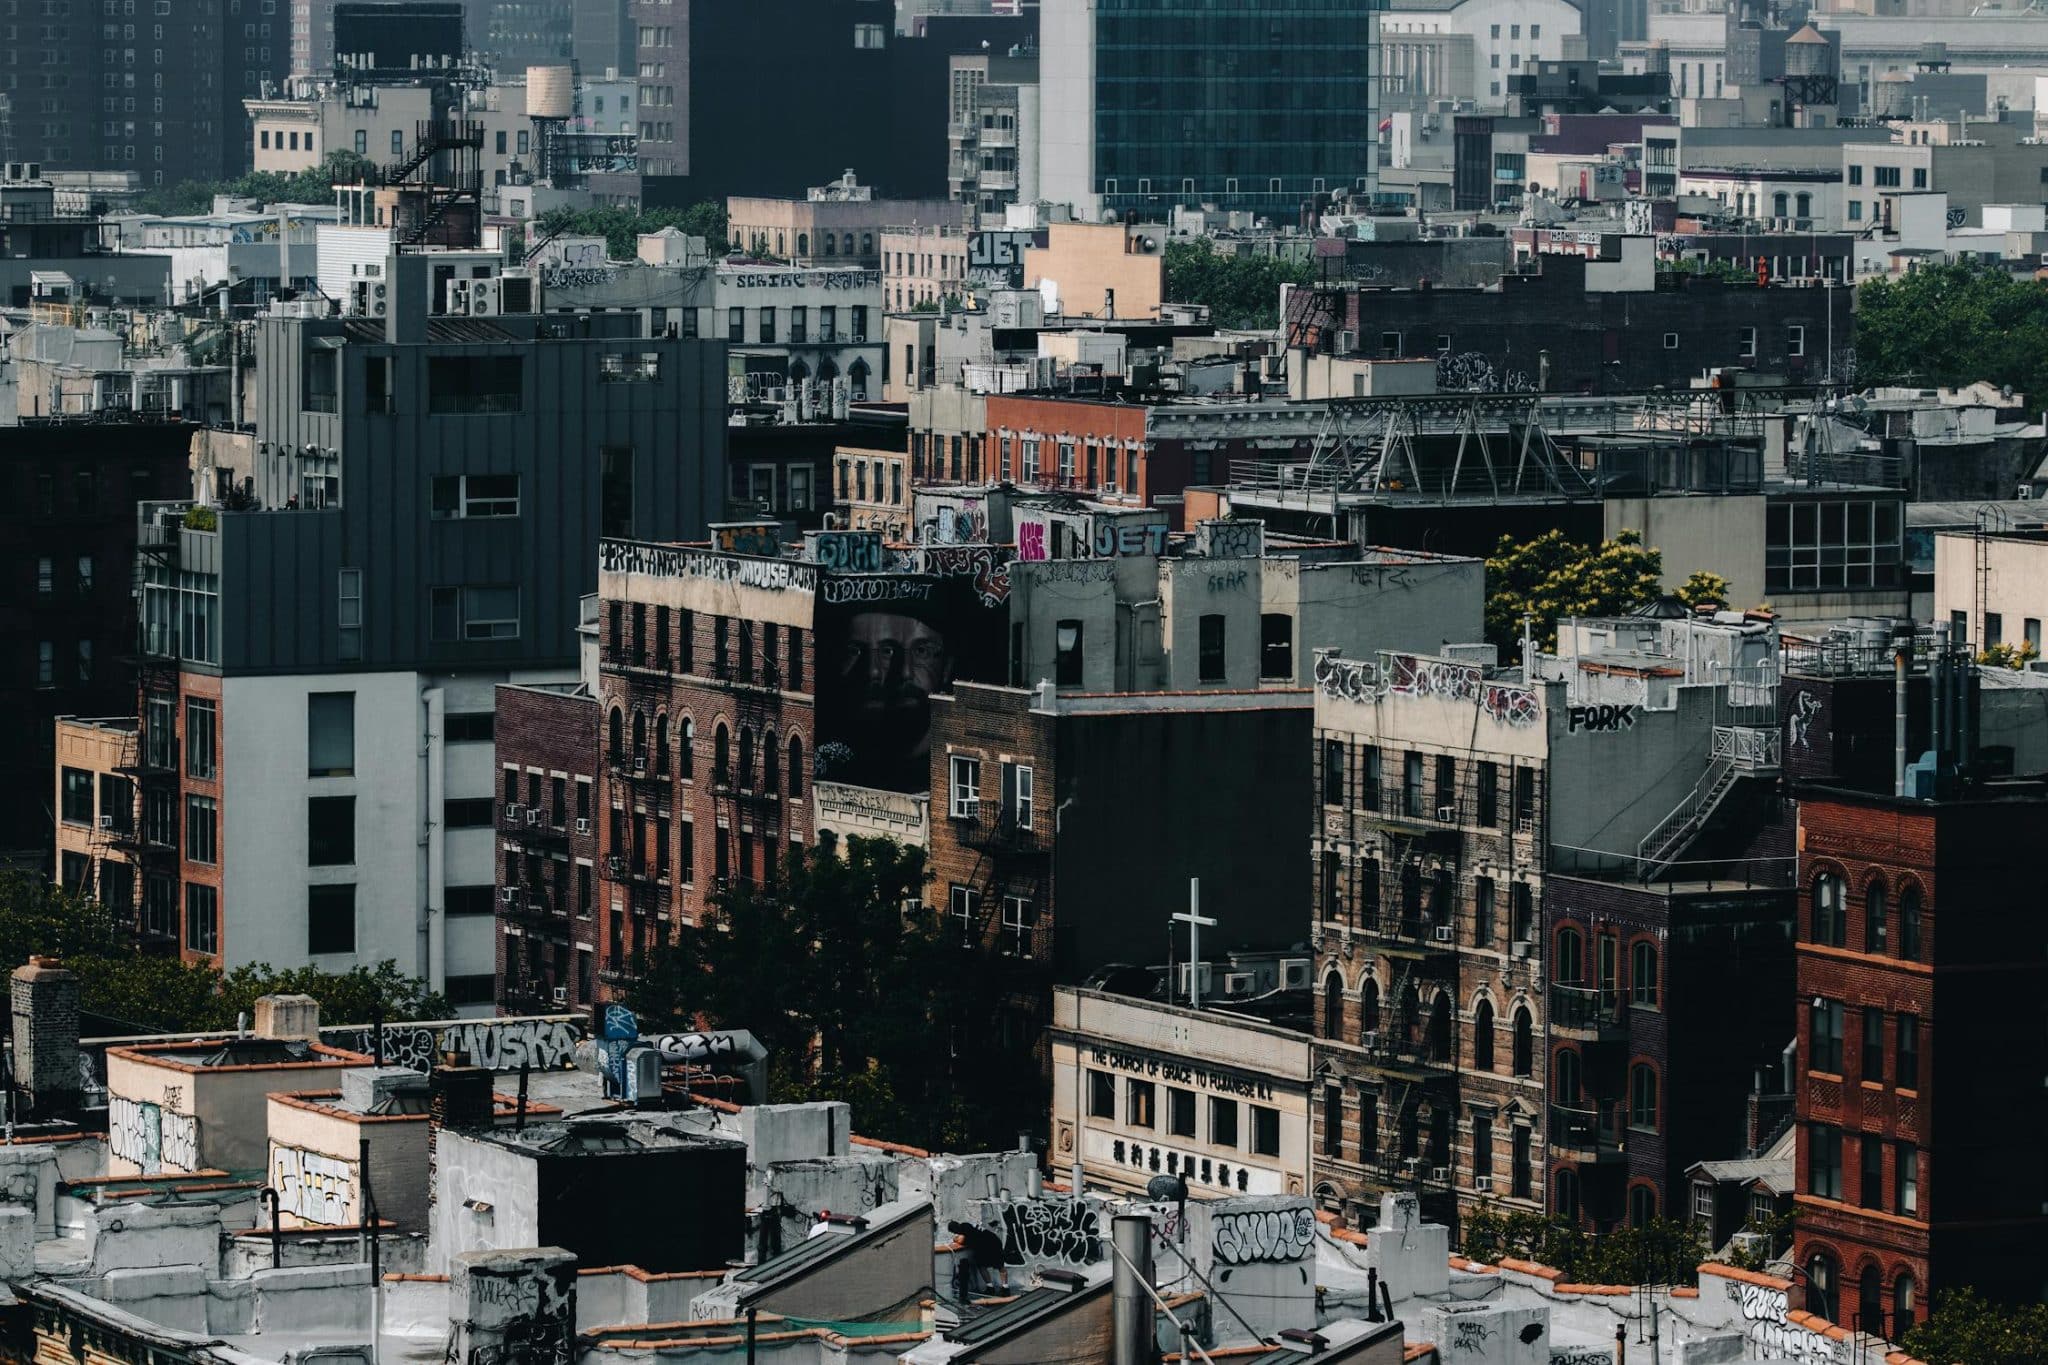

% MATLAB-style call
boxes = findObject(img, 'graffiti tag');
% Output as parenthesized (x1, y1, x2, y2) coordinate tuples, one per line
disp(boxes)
(1388, 652, 1480, 703)
(1315, 654, 1375, 703)
(271, 1145, 356, 1225)
(1212, 1206, 1315, 1264)
(1567, 703, 1637, 733)
(921, 544, 1012, 606)
(999, 1200, 1101, 1265)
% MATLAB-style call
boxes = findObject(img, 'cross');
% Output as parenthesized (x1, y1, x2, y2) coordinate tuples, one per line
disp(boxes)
(1173, 878, 1218, 1011)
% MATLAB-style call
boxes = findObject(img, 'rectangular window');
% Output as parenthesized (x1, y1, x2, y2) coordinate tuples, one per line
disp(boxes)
(1808, 1124, 1842, 1200)
(61, 768, 95, 824)
(425, 356, 522, 414)
(1895, 1143, 1918, 1215)
(1210, 1098, 1239, 1148)
(1361, 747, 1381, 811)
(1474, 876, 1496, 946)
(1403, 751, 1426, 818)
(1001, 895, 1036, 956)
(444, 797, 494, 828)
(1127, 1079, 1156, 1129)
(1739, 327, 1757, 359)
(185, 795, 217, 864)
(1810, 998, 1844, 1075)
(1088, 1070, 1116, 1119)
(1322, 738, 1346, 807)
(445, 712, 494, 743)
(1896, 1013, 1919, 1090)
(1435, 754, 1457, 816)
(1514, 766, 1536, 826)
(185, 883, 218, 955)
(308, 692, 354, 776)
(431, 586, 521, 642)
(1168, 1087, 1196, 1138)
(308, 884, 355, 955)
(1322, 1084, 1343, 1157)
(1198, 614, 1226, 682)
(949, 755, 981, 819)
(1476, 761, 1498, 826)
(1002, 762, 1034, 829)
(429, 474, 520, 519)
(1260, 613, 1293, 680)
(1787, 325, 1806, 358)
(185, 699, 216, 779)
(307, 795, 355, 865)
(1861, 1007, 1885, 1084)
(1055, 619, 1084, 686)
(338, 568, 363, 661)
(1860, 1134, 1884, 1210)
(1251, 1105, 1281, 1157)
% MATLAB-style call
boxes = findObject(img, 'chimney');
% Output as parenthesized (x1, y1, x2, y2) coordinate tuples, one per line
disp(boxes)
(11, 958, 81, 1120)
(253, 993, 322, 1042)
(428, 1058, 497, 1210)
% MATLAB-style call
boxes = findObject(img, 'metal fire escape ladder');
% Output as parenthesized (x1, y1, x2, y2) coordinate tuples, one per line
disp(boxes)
(1633, 757, 1738, 883)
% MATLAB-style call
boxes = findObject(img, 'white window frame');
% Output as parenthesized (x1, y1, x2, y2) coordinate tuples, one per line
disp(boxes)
(949, 755, 981, 819)
(1738, 327, 1758, 360)
(1787, 325, 1806, 358)
(1005, 762, 1034, 830)
(1001, 895, 1036, 957)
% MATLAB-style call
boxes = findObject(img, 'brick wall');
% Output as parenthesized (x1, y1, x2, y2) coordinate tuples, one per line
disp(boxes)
(492, 685, 601, 1014)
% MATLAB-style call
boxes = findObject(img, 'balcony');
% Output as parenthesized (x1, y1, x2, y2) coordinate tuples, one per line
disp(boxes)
(1358, 915, 1458, 959)
(1549, 984, 1628, 1041)
(605, 753, 669, 788)
(1549, 1102, 1626, 1163)
(955, 801, 1041, 853)
(500, 804, 571, 843)
(1358, 1030, 1456, 1081)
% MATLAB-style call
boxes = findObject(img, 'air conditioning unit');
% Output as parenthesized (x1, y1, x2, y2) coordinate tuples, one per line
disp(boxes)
(1222, 971, 1256, 997)
(1431, 1166, 1450, 1183)
(503, 802, 521, 820)
(524, 809, 543, 827)
(1516, 817, 1535, 836)
(500, 887, 521, 906)
(1362, 1031, 1380, 1051)
(1434, 925, 1455, 944)
(633, 755, 647, 775)
(445, 279, 471, 313)
(605, 854, 626, 876)
(575, 817, 592, 835)
(1437, 805, 1456, 822)
(1402, 1157, 1420, 1176)
(1510, 940, 1534, 959)
(470, 280, 501, 316)
(1473, 1175, 1493, 1193)
(551, 986, 568, 1005)
(97, 814, 115, 830)
(1178, 962, 1213, 998)
(1280, 957, 1312, 990)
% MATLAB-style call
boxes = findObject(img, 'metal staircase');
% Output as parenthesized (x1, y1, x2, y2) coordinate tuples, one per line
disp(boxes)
(1634, 722, 1781, 881)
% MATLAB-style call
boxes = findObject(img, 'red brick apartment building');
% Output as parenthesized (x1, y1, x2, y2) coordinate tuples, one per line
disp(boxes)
(1792, 779, 2048, 1334)
(492, 683, 603, 1013)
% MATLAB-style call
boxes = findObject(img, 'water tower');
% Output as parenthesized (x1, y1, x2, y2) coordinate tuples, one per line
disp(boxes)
(526, 65, 574, 183)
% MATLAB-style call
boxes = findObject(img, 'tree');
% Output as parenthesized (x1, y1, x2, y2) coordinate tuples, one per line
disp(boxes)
(1483, 529, 1674, 661)
(1979, 640, 2038, 670)
(1903, 1288, 2048, 1365)
(624, 839, 1033, 1151)
(1459, 1203, 1705, 1287)
(134, 151, 379, 217)
(533, 202, 730, 261)
(1676, 570, 1732, 613)
(1164, 239, 1318, 329)
(1856, 262, 2048, 402)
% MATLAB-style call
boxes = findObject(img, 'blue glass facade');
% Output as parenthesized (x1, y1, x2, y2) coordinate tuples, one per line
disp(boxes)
(1091, 0, 1381, 214)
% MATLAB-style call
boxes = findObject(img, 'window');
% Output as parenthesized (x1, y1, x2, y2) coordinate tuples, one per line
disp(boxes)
(1403, 751, 1425, 818)
(444, 798, 494, 828)
(1874, 165, 1901, 188)
(426, 356, 522, 414)
(1862, 880, 1888, 954)
(949, 755, 981, 819)
(1251, 1105, 1281, 1157)
(1663, 332, 1680, 350)
(61, 768, 95, 824)
(1473, 998, 1494, 1071)
(308, 692, 354, 776)
(1788, 325, 1806, 358)
(1896, 1013, 1918, 1089)
(1514, 766, 1536, 826)
(1089, 1070, 1116, 1119)
(1261, 614, 1293, 680)
(1810, 998, 1844, 1075)
(1055, 619, 1084, 686)
(1475, 762, 1498, 826)
(1195, 614, 1228, 682)
(1168, 1087, 1196, 1138)
(1808, 1124, 1842, 1201)
(1210, 1098, 1239, 1148)
(1860, 1135, 1884, 1210)
(1512, 1007, 1533, 1077)
(1555, 927, 1585, 984)
(1360, 746, 1382, 811)
(431, 586, 520, 642)
(1859, 1007, 1886, 1085)
(1002, 762, 1033, 829)
(1848, 202, 1863, 223)
(185, 884, 218, 955)
(308, 795, 355, 865)
(1322, 738, 1346, 807)
(430, 474, 520, 519)
(1898, 886, 1922, 960)
(1127, 1080, 1156, 1129)
(1849, 164, 1864, 186)
(184, 699, 216, 779)
(445, 712, 494, 744)
(1895, 1145, 1918, 1216)
(1001, 896, 1036, 956)
(446, 886, 496, 917)
(1622, 1063, 1658, 1131)
(1986, 612, 2004, 649)
(338, 568, 363, 662)
(308, 884, 355, 955)
(1630, 940, 1659, 1007)
(1474, 878, 1495, 946)
(1322, 1084, 1342, 1157)
(185, 795, 217, 864)
(1812, 872, 1846, 946)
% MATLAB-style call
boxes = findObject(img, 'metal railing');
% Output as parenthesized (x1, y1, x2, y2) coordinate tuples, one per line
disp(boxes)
(1712, 724, 1781, 769)
(1549, 983, 1625, 1034)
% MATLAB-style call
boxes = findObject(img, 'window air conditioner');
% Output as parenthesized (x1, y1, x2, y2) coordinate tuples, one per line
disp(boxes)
(575, 817, 591, 835)
(1474, 1175, 1493, 1193)
(524, 809, 542, 827)
(98, 815, 115, 830)
(503, 802, 521, 820)
(1434, 925, 1455, 943)
(1437, 805, 1456, 822)
(551, 986, 568, 1004)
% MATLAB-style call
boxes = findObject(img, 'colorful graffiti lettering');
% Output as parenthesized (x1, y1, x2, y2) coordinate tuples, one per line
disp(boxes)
(1388, 653, 1481, 703)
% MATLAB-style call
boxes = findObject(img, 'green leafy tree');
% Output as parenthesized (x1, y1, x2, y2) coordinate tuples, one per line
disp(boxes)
(1856, 261, 2048, 401)
(134, 151, 379, 217)
(1460, 1202, 1705, 1287)
(533, 201, 730, 261)
(1483, 529, 1678, 661)
(1164, 239, 1318, 329)
(1903, 1288, 2048, 1365)
(1979, 640, 2038, 670)
(1676, 570, 1732, 613)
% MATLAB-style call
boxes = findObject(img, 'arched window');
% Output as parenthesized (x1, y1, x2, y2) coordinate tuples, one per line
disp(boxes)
(1473, 998, 1495, 1072)
(738, 726, 755, 788)
(631, 708, 647, 762)
(1553, 1167, 1580, 1221)
(788, 735, 805, 797)
(1899, 886, 1922, 960)
(789, 358, 810, 383)
(1512, 1006, 1533, 1077)
(822, 233, 835, 255)
(1428, 992, 1453, 1064)
(849, 356, 871, 399)
(1858, 1264, 1883, 1336)
(1892, 1274, 1915, 1339)
(841, 232, 854, 255)
(763, 734, 780, 794)
(1813, 872, 1846, 946)
(1806, 1251, 1838, 1322)
(1555, 926, 1585, 984)
(1629, 1184, 1656, 1228)
(818, 358, 839, 383)
(1797, 191, 1813, 218)
(860, 231, 873, 255)
(1864, 880, 1888, 954)
(1630, 1063, 1659, 1131)
(714, 723, 730, 784)
(680, 717, 695, 779)
(654, 714, 669, 773)
(1553, 1046, 1582, 1103)
(608, 708, 623, 758)
(1361, 978, 1381, 1036)
(797, 232, 809, 255)
(1323, 973, 1344, 1039)
(1630, 939, 1660, 1007)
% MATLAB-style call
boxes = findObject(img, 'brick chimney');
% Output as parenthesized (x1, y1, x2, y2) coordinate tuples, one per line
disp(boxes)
(10, 958, 81, 1120)
(252, 993, 321, 1042)
(427, 1058, 496, 1210)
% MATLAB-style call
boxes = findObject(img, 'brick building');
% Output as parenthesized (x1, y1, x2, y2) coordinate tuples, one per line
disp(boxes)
(492, 683, 602, 1014)
(1789, 640, 2048, 1334)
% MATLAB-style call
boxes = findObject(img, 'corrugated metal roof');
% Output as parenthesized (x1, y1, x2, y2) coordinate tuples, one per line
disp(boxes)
(945, 1283, 1109, 1346)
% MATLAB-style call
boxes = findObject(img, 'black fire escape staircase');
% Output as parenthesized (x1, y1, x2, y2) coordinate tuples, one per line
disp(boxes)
(376, 119, 485, 248)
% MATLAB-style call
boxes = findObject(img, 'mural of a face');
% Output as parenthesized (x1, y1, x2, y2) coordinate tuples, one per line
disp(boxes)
(831, 610, 954, 787)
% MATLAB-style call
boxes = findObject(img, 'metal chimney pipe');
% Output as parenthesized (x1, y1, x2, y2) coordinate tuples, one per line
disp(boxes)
(1931, 623, 1948, 775)
(1893, 641, 1909, 797)
(1111, 1214, 1154, 1365)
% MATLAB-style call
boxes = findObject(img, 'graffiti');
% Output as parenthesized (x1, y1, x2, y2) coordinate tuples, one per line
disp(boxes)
(726, 269, 879, 291)
(537, 265, 618, 290)
(1090, 522, 1169, 558)
(1452, 1320, 1494, 1353)
(1017, 559, 1117, 585)
(999, 1199, 1100, 1265)
(1314, 653, 1376, 703)
(648, 1032, 738, 1063)
(809, 530, 885, 573)
(1388, 652, 1481, 703)
(819, 575, 935, 605)
(922, 545, 1012, 607)
(109, 1095, 162, 1172)
(461, 1263, 576, 1365)
(968, 230, 1032, 273)
(271, 1145, 356, 1226)
(1207, 570, 1248, 594)
(1202, 519, 1265, 560)
(1567, 703, 1638, 734)
(922, 503, 988, 547)
(1790, 690, 1821, 749)
(1211, 1206, 1315, 1264)
(1437, 351, 1498, 393)
(1017, 521, 1048, 562)
(599, 540, 818, 593)
(713, 523, 782, 557)
(1550, 1350, 1610, 1365)
(161, 1110, 199, 1170)
(1728, 1279, 1833, 1364)
(1483, 683, 1541, 728)
(320, 1018, 587, 1074)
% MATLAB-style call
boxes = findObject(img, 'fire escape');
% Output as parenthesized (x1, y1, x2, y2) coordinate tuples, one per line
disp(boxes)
(1632, 663, 1781, 881)
(112, 502, 192, 944)
(500, 778, 573, 1013)
(709, 619, 789, 909)
(372, 119, 485, 249)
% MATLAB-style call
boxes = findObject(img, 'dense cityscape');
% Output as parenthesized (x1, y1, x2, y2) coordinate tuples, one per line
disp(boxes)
(2, 1, 2047, 1363)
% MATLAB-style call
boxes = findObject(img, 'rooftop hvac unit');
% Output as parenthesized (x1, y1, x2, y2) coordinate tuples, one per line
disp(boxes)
(499, 273, 536, 314)
(503, 802, 521, 820)
(469, 279, 501, 316)
(1280, 957, 1312, 990)
(1222, 971, 1256, 997)
(551, 985, 568, 1005)
(1177, 962, 1213, 999)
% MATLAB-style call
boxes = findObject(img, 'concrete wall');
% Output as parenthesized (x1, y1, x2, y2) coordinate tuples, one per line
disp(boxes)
(1024, 224, 1166, 322)
(430, 1130, 540, 1273)
(1604, 495, 1768, 610)
(1038, 0, 1098, 220)
(1285, 558, 1487, 687)
(745, 1205, 935, 1323)
(105, 1048, 363, 1176)
(266, 1092, 432, 1230)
